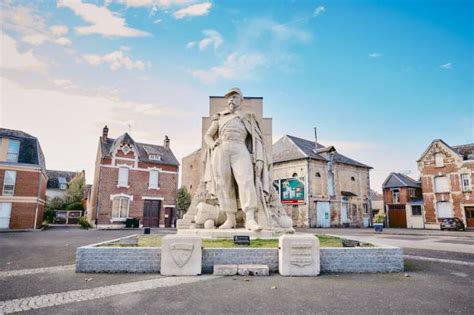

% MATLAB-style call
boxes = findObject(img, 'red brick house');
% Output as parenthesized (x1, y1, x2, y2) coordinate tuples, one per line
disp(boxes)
(88, 126, 179, 228)
(382, 173, 423, 229)
(0, 128, 47, 229)
(418, 139, 474, 229)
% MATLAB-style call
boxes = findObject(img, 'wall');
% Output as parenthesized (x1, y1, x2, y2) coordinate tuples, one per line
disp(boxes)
(405, 204, 424, 229)
(181, 149, 202, 197)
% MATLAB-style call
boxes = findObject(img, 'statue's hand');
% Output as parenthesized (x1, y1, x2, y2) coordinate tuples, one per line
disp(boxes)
(212, 139, 222, 150)
(255, 160, 264, 177)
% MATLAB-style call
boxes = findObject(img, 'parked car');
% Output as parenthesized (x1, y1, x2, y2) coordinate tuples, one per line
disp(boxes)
(440, 218, 465, 231)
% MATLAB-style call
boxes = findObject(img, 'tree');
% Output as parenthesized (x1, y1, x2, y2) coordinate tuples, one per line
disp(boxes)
(176, 186, 191, 219)
(66, 171, 86, 204)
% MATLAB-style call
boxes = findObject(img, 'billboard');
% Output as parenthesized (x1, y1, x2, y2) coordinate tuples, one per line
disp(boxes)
(279, 177, 305, 205)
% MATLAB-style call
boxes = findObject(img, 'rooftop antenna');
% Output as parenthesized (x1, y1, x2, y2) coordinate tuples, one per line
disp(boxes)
(128, 124, 132, 134)
(314, 127, 318, 151)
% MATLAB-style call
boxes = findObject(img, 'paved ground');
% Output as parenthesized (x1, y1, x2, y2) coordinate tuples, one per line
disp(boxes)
(1, 227, 473, 314)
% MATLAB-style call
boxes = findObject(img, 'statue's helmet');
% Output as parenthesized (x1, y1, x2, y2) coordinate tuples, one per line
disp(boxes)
(224, 87, 243, 99)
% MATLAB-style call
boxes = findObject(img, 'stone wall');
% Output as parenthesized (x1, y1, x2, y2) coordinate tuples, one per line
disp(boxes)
(76, 247, 161, 273)
(76, 242, 403, 274)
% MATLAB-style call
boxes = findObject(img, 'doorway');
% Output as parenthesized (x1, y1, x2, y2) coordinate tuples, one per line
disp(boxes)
(143, 200, 161, 227)
(0, 203, 12, 229)
(316, 201, 330, 227)
(164, 207, 174, 228)
(465, 207, 474, 228)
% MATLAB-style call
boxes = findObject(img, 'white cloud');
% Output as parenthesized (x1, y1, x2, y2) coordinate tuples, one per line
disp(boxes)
(187, 29, 223, 51)
(82, 50, 147, 70)
(0, 32, 47, 73)
(186, 41, 196, 48)
(112, 0, 192, 7)
(52, 79, 77, 90)
(153, 19, 163, 24)
(174, 2, 211, 19)
(313, 6, 325, 17)
(369, 53, 382, 58)
(57, 0, 150, 37)
(192, 52, 267, 84)
(49, 25, 69, 36)
(1, 5, 72, 46)
(440, 62, 452, 70)
(245, 18, 312, 44)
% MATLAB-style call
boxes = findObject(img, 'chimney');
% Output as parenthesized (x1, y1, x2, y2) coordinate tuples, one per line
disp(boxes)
(164, 135, 170, 150)
(102, 125, 109, 143)
(314, 127, 318, 151)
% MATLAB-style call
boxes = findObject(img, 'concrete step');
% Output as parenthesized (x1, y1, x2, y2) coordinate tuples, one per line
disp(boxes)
(213, 264, 269, 276)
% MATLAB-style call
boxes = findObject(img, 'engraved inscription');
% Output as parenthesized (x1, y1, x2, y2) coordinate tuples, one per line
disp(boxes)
(290, 242, 313, 267)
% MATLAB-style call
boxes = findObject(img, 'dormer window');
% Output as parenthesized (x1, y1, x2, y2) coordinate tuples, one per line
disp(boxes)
(58, 177, 68, 190)
(149, 154, 161, 161)
(6, 139, 20, 162)
(435, 152, 444, 167)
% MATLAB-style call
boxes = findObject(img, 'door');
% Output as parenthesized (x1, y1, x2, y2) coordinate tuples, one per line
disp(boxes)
(465, 207, 474, 228)
(388, 204, 407, 228)
(341, 202, 348, 225)
(164, 207, 174, 228)
(0, 203, 12, 229)
(316, 202, 330, 228)
(143, 200, 161, 227)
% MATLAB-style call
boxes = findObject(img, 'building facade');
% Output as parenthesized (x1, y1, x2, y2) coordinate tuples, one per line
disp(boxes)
(418, 139, 474, 229)
(46, 169, 80, 201)
(272, 135, 372, 228)
(88, 126, 179, 228)
(382, 172, 423, 229)
(0, 128, 47, 229)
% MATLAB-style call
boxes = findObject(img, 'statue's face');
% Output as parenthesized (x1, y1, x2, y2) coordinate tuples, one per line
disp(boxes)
(227, 93, 242, 112)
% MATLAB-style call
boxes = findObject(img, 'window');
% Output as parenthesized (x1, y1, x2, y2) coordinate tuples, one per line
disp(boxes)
(112, 197, 130, 220)
(6, 139, 20, 162)
(409, 188, 416, 198)
(461, 174, 470, 192)
(0, 203, 12, 229)
(118, 167, 129, 187)
(315, 172, 321, 177)
(436, 202, 452, 218)
(351, 176, 355, 181)
(2, 170, 16, 196)
(292, 173, 298, 177)
(58, 177, 67, 190)
(149, 169, 159, 189)
(392, 189, 400, 204)
(363, 203, 368, 215)
(435, 153, 444, 167)
(412, 205, 422, 216)
(434, 176, 449, 193)
(149, 154, 161, 161)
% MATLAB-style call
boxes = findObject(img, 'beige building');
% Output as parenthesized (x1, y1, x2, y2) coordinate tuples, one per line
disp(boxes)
(272, 135, 372, 228)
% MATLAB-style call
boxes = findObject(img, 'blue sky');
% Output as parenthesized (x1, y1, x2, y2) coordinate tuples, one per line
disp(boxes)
(1, 0, 472, 191)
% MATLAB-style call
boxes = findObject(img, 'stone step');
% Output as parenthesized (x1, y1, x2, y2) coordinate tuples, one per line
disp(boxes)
(213, 264, 269, 276)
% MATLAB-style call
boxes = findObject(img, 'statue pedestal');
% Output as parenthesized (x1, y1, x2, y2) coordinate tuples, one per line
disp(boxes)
(177, 228, 294, 239)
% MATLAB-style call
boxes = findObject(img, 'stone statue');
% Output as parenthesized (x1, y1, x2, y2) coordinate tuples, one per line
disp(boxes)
(179, 88, 293, 233)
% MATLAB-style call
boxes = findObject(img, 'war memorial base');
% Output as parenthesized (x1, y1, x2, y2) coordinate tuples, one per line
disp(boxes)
(75, 234, 404, 275)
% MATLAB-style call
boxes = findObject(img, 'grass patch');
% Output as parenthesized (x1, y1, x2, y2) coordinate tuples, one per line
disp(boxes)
(134, 234, 348, 248)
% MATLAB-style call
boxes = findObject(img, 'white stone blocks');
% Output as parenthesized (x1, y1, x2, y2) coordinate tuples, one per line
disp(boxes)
(237, 264, 269, 276)
(279, 234, 320, 276)
(213, 264, 238, 276)
(161, 235, 202, 276)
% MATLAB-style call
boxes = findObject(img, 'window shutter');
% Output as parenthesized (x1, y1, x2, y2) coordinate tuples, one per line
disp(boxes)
(149, 170, 159, 188)
(118, 167, 129, 186)
(434, 176, 449, 193)
(436, 202, 452, 218)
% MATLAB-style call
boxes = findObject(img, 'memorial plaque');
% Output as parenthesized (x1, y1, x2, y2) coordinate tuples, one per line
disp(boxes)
(279, 234, 320, 276)
(234, 235, 251, 246)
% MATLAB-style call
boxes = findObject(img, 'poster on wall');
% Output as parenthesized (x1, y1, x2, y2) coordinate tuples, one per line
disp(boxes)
(280, 177, 305, 205)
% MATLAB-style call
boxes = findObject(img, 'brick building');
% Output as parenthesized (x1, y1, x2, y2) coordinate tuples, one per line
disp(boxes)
(382, 172, 423, 229)
(0, 128, 47, 229)
(418, 139, 474, 229)
(272, 135, 372, 228)
(88, 126, 179, 228)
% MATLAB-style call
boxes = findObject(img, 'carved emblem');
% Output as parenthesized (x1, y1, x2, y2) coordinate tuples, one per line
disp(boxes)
(170, 243, 194, 268)
(290, 242, 313, 267)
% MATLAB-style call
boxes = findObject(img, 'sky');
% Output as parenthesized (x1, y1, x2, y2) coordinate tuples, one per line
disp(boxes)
(0, 0, 473, 192)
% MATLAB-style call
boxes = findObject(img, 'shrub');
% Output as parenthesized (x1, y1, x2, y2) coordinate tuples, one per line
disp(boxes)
(374, 213, 386, 224)
(78, 217, 92, 230)
(66, 202, 84, 210)
(43, 209, 56, 223)
(46, 197, 67, 211)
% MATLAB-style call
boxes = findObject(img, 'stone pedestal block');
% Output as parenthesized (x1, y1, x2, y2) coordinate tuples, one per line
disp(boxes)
(161, 235, 202, 276)
(237, 264, 269, 276)
(279, 234, 320, 276)
(213, 264, 238, 276)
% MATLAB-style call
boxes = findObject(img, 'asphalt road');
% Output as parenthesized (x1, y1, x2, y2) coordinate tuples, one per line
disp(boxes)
(1, 227, 473, 314)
